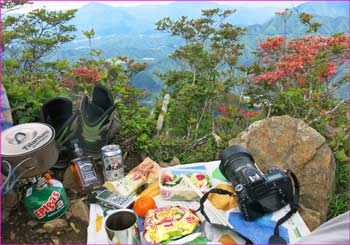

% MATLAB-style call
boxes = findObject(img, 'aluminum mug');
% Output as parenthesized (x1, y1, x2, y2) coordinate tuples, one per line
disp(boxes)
(104, 209, 140, 244)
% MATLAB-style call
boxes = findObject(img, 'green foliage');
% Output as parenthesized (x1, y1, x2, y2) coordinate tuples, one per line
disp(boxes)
(298, 12, 321, 33)
(154, 8, 248, 162)
(3, 74, 68, 124)
(82, 28, 96, 53)
(325, 124, 349, 218)
(2, 8, 77, 77)
(114, 95, 156, 154)
(110, 69, 156, 155)
(2, 7, 77, 123)
(328, 160, 349, 218)
(82, 28, 96, 39)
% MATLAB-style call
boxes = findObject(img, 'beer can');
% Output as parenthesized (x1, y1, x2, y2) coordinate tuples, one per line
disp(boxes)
(102, 145, 124, 181)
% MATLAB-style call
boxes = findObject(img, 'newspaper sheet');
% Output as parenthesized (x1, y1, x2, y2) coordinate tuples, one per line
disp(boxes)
(88, 160, 310, 244)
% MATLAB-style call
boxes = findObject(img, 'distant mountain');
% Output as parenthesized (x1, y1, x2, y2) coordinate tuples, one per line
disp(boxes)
(69, 3, 153, 36)
(122, 1, 286, 27)
(70, 1, 297, 38)
(132, 70, 163, 94)
(49, 1, 349, 98)
(297, 1, 349, 18)
(62, 1, 349, 59)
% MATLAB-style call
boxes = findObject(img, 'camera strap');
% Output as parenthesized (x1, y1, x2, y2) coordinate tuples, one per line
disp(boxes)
(269, 169, 300, 244)
(196, 169, 300, 245)
(195, 188, 254, 244)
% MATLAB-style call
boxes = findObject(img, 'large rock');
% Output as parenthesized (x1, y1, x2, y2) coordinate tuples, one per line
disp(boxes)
(229, 115, 335, 230)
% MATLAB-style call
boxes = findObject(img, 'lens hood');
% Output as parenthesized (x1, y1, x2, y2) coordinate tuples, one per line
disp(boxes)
(219, 145, 255, 178)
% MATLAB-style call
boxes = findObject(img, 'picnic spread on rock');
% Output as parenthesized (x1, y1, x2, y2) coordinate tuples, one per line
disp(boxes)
(3, 84, 335, 245)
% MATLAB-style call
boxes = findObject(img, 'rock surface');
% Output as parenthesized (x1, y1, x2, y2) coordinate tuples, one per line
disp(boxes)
(65, 199, 90, 224)
(63, 168, 79, 193)
(51, 236, 60, 244)
(27, 220, 38, 228)
(159, 156, 181, 167)
(43, 219, 68, 233)
(36, 228, 48, 234)
(229, 115, 335, 230)
(170, 157, 181, 166)
(70, 222, 81, 234)
(1, 189, 21, 222)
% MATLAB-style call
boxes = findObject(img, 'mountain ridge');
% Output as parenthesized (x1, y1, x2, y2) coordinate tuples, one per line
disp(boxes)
(48, 1, 349, 98)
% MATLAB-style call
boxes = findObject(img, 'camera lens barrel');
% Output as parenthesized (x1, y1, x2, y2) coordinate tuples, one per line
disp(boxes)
(219, 145, 256, 183)
(220, 145, 255, 166)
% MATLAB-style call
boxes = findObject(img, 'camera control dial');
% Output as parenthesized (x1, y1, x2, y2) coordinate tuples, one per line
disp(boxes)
(235, 184, 244, 192)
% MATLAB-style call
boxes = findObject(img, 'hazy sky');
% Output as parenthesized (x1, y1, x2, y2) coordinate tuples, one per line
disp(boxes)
(12, 1, 308, 13)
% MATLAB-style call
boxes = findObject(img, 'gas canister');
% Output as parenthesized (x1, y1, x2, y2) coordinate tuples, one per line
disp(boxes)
(24, 177, 69, 222)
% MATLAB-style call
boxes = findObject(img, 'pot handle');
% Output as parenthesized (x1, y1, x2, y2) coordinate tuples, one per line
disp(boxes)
(1, 158, 35, 195)
(14, 132, 26, 144)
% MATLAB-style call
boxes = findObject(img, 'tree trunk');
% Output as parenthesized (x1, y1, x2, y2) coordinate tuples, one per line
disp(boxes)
(154, 94, 170, 138)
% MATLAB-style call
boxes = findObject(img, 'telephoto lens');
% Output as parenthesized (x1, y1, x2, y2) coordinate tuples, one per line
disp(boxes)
(219, 145, 264, 188)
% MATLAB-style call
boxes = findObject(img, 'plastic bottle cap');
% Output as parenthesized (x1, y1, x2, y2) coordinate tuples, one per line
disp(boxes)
(44, 173, 52, 180)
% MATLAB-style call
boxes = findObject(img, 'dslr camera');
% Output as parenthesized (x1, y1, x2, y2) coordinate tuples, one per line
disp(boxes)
(219, 145, 293, 221)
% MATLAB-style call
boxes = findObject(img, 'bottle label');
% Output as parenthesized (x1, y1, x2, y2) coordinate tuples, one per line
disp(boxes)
(103, 153, 124, 181)
(24, 183, 69, 223)
(75, 157, 100, 189)
(33, 191, 61, 219)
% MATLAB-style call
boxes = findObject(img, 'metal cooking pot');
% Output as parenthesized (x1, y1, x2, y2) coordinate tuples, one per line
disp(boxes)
(1, 123, 59, 179)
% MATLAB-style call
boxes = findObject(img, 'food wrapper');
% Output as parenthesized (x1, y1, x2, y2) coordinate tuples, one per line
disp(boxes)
(159, 168, 212, 201)
(104, 157, 160, 196)
(144, 205, 200, 243)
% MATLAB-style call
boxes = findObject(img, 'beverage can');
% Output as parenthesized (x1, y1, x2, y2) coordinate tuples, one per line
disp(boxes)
(102, 145, 124, 181)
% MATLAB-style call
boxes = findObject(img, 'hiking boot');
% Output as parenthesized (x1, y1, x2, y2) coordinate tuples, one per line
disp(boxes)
(40, 97, 80, 169)
(80, 84, 119, 159)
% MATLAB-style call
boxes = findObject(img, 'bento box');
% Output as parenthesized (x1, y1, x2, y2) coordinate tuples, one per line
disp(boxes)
(159, 167, 212, 201)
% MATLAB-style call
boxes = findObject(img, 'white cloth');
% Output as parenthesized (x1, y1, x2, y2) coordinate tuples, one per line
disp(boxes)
(296, 211, 349, 244)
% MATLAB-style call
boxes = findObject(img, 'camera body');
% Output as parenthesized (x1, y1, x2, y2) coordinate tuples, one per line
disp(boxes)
(219, 145, 293, 221)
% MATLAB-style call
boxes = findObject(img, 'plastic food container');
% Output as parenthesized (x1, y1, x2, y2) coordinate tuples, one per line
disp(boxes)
(159, 167, 212, 201)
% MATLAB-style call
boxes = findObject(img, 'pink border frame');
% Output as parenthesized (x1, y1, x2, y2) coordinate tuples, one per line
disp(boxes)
(0, 0, 349, 244)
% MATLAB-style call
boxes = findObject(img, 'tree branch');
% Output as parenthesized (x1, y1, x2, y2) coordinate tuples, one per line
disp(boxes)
(308, 100, 346, 125)
(192, 134, 211, 148)
(194, 98, 209, 143)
